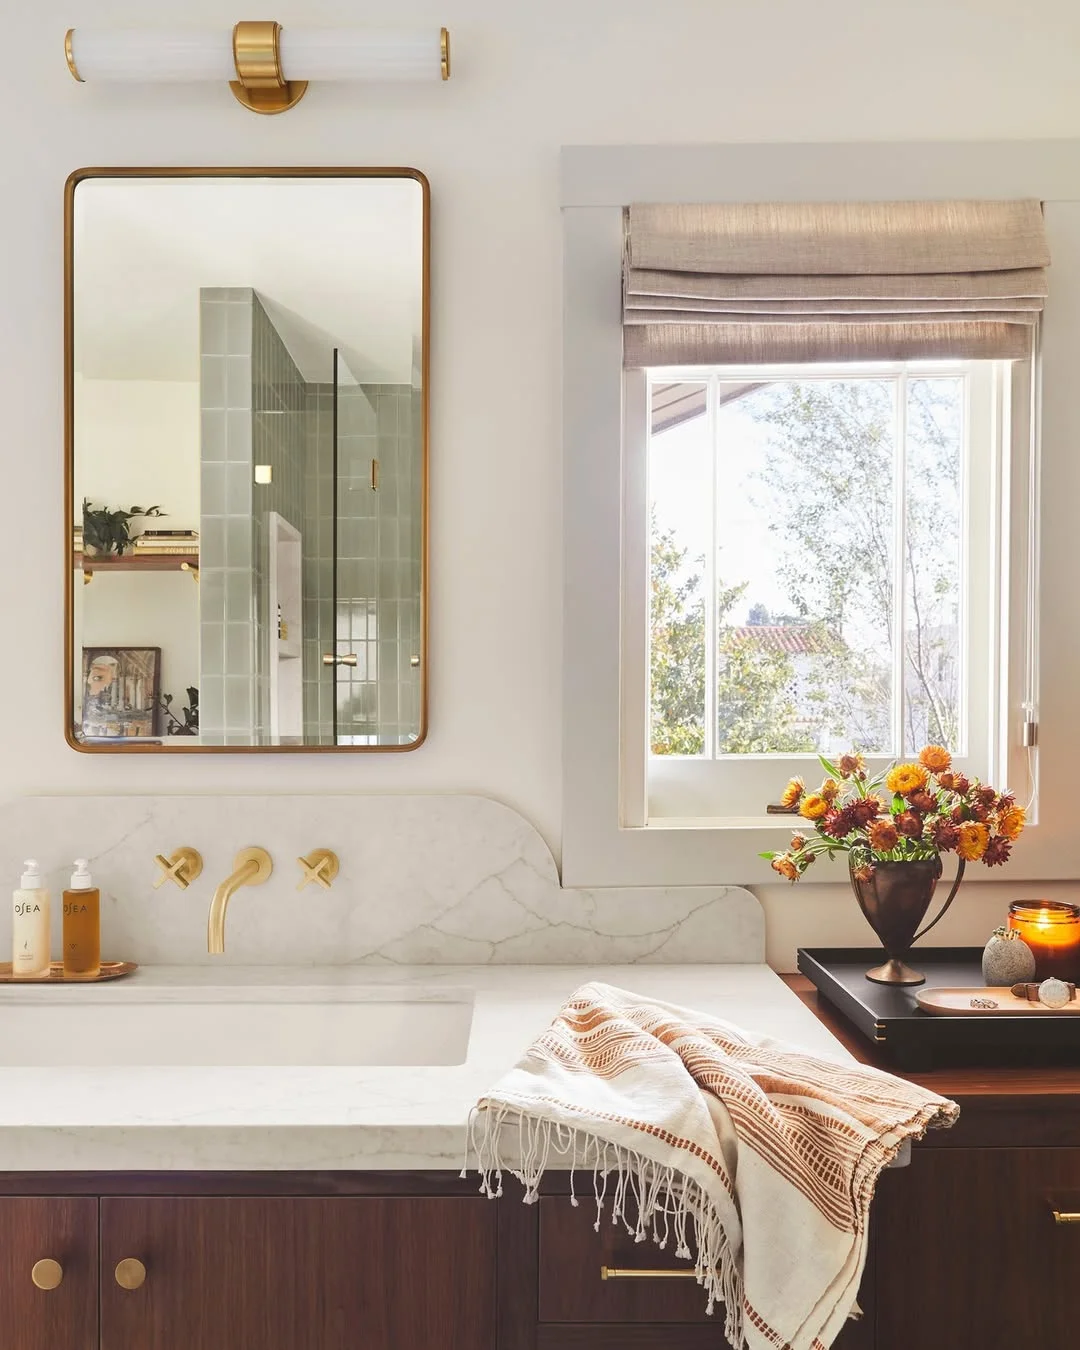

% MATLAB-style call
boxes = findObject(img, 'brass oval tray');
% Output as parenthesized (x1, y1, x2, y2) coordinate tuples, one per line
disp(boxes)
(917, 986, 1080, 1016)
(0, 961, 137, 984)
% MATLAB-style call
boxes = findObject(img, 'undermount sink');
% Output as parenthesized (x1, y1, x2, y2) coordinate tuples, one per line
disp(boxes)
(0, 988, 476, 1068)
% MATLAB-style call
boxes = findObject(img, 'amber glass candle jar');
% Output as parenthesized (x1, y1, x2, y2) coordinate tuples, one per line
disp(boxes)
(1008, 901, 1080, 981)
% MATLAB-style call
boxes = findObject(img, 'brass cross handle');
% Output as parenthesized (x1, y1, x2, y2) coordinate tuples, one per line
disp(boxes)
(297, 849, 340, 891)
(153, 847, 204, 890)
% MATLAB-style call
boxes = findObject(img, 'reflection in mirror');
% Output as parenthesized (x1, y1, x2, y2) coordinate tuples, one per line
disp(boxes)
(68, 171, 427, 751)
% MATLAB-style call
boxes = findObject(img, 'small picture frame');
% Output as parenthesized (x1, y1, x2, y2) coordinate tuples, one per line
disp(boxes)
(80, 646, 162, 741)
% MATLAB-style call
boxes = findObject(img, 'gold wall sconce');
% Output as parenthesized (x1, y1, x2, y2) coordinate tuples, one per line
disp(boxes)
(297, 849, 339, 891)
(153, 847, 204, 890)
(65, 22, 451, 114)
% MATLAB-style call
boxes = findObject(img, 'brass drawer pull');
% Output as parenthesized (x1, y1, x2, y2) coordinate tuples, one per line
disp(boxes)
(31, 1259, 64, 1290)
(322, 653, 358, 667)
(601, 1265, 696, 1280)
(115, 1258, 147, 1290)
(1051, 1209, 1080, 1225)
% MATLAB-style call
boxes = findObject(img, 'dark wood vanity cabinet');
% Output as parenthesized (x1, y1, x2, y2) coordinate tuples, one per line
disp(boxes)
(98, 1196, 495, 1350)
(6, 983, 1080, 1350)
(0, 1198, 98, 1350)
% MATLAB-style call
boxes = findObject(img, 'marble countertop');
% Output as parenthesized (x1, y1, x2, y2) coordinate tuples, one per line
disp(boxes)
(0, 964, 858, 1171)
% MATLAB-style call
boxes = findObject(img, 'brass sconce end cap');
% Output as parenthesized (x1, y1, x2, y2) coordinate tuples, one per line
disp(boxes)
(440, 27, 451, 80)
(65, 29, 83, 82)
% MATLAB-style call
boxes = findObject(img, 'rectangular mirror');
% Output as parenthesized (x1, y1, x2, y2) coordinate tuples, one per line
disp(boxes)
(66, 168, 428, 752)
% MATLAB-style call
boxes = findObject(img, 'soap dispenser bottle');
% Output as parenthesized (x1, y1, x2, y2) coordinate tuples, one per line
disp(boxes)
(12, 860, 51, 980)
(63, 859, 100, 980)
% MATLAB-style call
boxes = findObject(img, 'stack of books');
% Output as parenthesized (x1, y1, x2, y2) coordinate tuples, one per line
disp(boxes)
(134, 529, 199, 556)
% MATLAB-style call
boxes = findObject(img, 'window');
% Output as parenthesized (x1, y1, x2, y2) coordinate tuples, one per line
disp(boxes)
(624, 358, 1033, 824)
(560, 145, 1075, 889)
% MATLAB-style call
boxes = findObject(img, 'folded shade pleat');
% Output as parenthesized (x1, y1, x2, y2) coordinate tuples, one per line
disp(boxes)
(623, 200, 1049, 367)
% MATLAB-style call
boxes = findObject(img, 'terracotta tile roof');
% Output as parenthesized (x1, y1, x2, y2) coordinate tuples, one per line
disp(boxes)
(726, 625, 833, 655)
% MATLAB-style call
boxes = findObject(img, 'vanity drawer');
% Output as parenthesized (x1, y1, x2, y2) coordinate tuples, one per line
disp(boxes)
(538, 1196, 714, 1324)
(538, 1195, 874, 1348)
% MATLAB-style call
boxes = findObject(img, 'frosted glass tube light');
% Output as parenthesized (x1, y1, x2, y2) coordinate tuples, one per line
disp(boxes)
(67, 28, 447, 83)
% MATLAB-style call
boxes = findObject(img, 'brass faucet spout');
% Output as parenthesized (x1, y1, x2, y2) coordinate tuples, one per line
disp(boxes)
(207, 848, 273, 954)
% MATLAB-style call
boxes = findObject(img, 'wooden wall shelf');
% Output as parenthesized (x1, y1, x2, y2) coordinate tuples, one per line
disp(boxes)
(75, 552, 199, 583)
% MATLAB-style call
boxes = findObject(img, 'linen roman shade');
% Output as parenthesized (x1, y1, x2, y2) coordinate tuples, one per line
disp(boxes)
(623, 199, 1049, 367)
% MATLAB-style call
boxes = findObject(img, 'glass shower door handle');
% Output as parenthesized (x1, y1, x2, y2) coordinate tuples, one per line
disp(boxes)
(322, 653, 358, 667)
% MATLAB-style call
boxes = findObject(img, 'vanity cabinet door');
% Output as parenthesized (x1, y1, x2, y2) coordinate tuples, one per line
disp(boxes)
(99, 1196, 496, 1350)
(0, 1197, 98, 1350)
(874, 1147, 1080, 1347)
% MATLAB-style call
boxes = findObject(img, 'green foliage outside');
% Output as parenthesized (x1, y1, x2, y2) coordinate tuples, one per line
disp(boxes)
(650, 377, 962, 758)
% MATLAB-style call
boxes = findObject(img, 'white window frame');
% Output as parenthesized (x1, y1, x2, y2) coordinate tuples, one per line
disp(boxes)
(561, 140, 1080, 888)
(630, 359, 1017, 823)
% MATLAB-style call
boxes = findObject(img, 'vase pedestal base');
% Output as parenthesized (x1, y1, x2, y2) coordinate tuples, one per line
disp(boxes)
(865, 958, 926, 986)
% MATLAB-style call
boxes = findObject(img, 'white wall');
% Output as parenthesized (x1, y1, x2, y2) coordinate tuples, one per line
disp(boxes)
(74, 377, 200, 530)
(6, 1, 1080, 967)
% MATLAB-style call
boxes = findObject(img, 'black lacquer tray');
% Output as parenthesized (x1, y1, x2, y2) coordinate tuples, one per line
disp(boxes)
(797, 946, 1080, 1069)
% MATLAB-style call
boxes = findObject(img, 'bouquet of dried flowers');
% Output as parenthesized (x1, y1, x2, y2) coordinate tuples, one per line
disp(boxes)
(761, 746, 1025, 882)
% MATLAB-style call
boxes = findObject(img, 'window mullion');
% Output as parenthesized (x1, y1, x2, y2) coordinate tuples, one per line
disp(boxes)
(705, 375, 719, 759)
(892, 373, 908, 756)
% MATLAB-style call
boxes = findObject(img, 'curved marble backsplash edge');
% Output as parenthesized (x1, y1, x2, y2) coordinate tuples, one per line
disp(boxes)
(0, 794, 763, 966)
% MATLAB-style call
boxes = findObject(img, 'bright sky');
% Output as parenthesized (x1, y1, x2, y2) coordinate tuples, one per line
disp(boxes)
(649, 394, 791, 620)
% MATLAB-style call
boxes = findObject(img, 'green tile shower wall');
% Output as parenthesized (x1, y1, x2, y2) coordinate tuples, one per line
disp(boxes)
(199, 291, 421, 747)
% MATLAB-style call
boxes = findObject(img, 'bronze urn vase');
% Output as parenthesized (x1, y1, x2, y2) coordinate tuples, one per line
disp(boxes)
(848, 855, 966, 985)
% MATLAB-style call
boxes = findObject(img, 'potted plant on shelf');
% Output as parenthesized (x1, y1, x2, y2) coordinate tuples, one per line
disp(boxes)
(81, 500, 165, 556)
(762, 746, 1025, 986)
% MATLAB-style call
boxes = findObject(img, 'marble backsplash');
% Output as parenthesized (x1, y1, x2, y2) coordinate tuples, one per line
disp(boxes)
(0, 795, 763, 966)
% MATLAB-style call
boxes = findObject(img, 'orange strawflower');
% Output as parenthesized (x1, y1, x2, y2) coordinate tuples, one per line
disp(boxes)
(868, 819, 899, 851)
(885, 763, 929, 796)
(780, 777, 804, 809)
(820, 778, 840, 804)
(799, 794, 829, 821)
(956, 822, 990, 861)
(837, 753, 865, 778)
(998, 806, 1026, 841)
(919, 745, 952, 774)
(771, 855, 799, 881)
(790, 834, 807, 851)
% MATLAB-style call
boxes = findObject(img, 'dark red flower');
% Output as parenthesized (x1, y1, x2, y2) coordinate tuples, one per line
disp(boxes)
(952, 774, 971, 795)
(822, 805, 859, 838)
(969, 801, 990, 822)
(937, 772, 957, 791)
(931, 820, 961, 851)
(995, 791, 1016, 811)
(908, 791, 936, 814)
(951, 804, 968, 824)
(983, 836, 1012, 867)
(897, 811, 924, 838)
(975, 785, 997, 808)
(850, 796, 882, 826)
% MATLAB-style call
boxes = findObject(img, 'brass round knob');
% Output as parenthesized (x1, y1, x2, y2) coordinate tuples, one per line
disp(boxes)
(114, 1258, 146, 1290)
(31, 1259, 64, 1290)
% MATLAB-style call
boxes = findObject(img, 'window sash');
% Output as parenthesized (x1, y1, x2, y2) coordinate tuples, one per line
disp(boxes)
(624, 359, 1029, 824)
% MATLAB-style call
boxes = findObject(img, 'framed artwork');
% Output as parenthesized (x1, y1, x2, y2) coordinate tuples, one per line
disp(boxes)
(80, 647, 162, 740)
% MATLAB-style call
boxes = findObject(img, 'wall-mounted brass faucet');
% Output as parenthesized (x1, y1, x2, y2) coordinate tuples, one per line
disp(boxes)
(207, 848, 272, 954)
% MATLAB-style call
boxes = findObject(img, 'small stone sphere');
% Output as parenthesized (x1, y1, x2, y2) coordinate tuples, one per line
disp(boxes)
(981, 932, 1036, 986)
(1038, 978, 1072, 1010)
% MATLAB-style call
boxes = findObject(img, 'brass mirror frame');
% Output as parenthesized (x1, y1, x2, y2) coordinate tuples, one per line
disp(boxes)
(64, 166, 430, 754)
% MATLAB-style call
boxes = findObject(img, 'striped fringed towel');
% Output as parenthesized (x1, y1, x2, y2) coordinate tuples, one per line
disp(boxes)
(466, 982, 958, 1350)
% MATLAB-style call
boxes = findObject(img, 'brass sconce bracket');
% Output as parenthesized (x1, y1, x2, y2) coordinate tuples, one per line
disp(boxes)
(154, 847, 204, 890)
(230, 21, 308, 115)
(297, 848, 340, 891)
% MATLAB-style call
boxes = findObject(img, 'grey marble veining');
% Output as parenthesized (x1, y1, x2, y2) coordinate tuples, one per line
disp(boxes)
(0, 795, 763, 967)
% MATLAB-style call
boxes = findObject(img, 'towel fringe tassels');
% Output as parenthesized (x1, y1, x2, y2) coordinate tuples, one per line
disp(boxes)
(468, 1107, 746, 1347)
